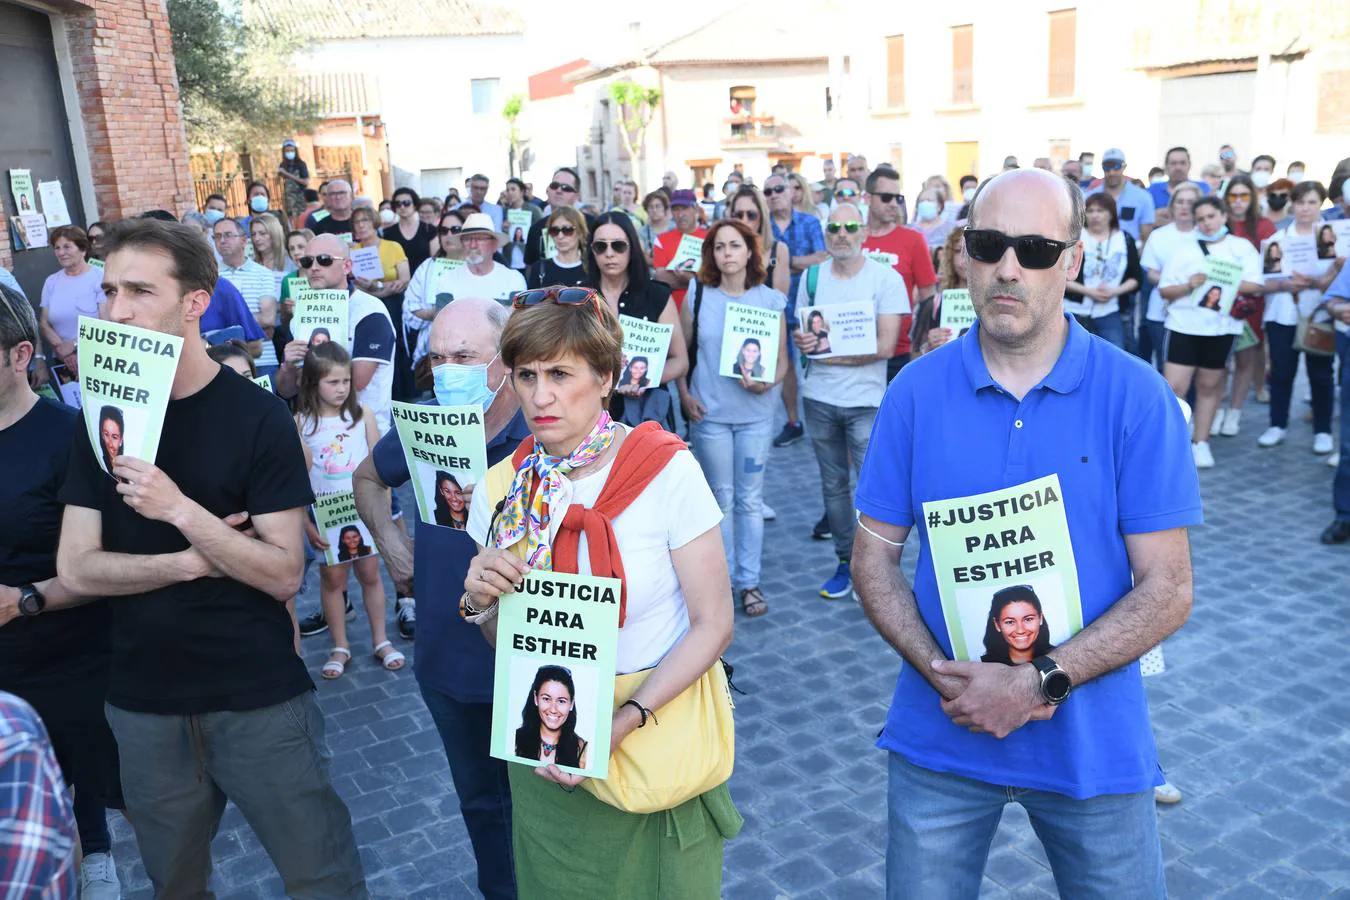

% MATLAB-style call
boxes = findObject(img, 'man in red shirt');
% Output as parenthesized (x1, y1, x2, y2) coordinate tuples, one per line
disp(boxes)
(652, 189, 707, 309)
(861, 164, 937, 380)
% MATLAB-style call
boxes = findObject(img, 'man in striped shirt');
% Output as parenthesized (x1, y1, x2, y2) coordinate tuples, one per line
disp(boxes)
(213, 218, 280, 374)
(0, 691, 75, 900)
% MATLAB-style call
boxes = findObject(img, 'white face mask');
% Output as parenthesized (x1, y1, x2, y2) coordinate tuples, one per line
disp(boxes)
(962, 187, 976, 203)
(915, 200, 939, 221)
(1287, 168, 1304, 182)
(378, 209, 396, 227)
(1251, 171, 1271, 189)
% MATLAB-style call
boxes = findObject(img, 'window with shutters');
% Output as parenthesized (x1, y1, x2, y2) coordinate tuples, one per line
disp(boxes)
(952, 25, 973, 105)
(1048, 10, 1076, 98)
(885, 34, 905, 108)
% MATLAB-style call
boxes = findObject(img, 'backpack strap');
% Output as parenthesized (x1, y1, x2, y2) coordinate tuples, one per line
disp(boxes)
(687, 280, 705, 381)
(800, 264, 821, 376)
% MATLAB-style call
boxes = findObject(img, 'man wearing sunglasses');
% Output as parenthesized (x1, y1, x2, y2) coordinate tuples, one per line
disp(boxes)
(861, 164, 936, 382)
(304, 179, 355, 243)
(523, 167, 594, 267)
(853, 167, 1201, 899)
(765, 172, 826, 449)
(1085, 149, 1155, 246)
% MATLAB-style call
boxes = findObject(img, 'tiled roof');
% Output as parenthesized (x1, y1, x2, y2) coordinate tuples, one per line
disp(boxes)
(646, 0, 841, 65)
(246, 0, 523, 40)
(289, 72, 383, 117)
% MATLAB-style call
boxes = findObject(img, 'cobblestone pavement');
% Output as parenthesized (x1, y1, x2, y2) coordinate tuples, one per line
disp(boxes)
(107, 387, 1350, 898)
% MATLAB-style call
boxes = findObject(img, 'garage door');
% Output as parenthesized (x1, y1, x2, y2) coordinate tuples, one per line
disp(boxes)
(1157, 72, 1256, 167)
(0, 2, 85, 301)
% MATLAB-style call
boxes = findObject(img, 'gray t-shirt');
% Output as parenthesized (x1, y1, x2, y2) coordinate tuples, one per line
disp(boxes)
(689, 281, 787, 424)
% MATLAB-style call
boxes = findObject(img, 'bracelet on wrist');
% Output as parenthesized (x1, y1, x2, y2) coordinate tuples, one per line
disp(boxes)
(622, 698, 658, 727)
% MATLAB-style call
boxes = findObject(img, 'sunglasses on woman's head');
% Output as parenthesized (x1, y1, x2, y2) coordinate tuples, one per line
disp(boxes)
(510, 286, 602, 318)
(763, 184, 787, 195)
(437, 224, 462, 235)
(962, 229, 1072, 269)
(825, 221, 861, 234)
(732, 210, 760, 222)
(591, 239, 629, 255)
(548, 182, 579, 194)
(548, 225, 576, 237)
(299, 254, 344, 269)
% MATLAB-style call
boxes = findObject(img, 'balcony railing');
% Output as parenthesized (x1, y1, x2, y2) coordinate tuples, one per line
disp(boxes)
(722, 115, 777, 146)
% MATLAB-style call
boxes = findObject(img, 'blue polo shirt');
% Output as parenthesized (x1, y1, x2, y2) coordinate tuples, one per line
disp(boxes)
(855, 314, 1202, 799)
(1147, 179, 1210, 211)
(200, 278, 265, 342)
(1087, 181, 1156, 242)
(772, 209, 826, 309)
(372, 405, 531, 703)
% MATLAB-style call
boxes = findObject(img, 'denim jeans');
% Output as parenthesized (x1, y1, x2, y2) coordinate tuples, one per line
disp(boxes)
(419, 686, 516, 900)
(1074, 312, 1125, 349)
(106, 694, 367, 899)
(802, 399, 876, 560)
(1137, 319, 1167, 372)
(1267, 322, 1334, 432)
(886, 754, 1164, 900)
(690, 417, 773, 590)
(1336, 332, 1350, 522)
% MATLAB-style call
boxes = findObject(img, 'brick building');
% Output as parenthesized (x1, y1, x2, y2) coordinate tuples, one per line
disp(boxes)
(0, 0, 193, 297)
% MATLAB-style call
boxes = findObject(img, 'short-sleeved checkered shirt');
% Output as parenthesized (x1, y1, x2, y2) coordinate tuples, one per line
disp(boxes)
(0, 692, 75, 899)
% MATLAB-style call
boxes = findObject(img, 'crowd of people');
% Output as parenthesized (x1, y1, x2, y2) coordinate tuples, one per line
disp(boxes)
(0, 135, 1347, 900)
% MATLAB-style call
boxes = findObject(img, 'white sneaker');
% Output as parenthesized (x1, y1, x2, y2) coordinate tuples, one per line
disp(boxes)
(1257, 426, 1286, 448)
(1313, 433, 1334, 455)
(1209, 410, 1225, 437)
(761, 504, 777, 521)
(1192, 441, 1215, 469)
(1330, 452, 1341, 468)
(1154, 781, 1183, 805)
(80, 852, 120, 900)
(1219, 408, 1241, 437)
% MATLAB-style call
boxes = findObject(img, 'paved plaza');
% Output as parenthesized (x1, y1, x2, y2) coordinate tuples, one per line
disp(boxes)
(106, 388, 1350, 898)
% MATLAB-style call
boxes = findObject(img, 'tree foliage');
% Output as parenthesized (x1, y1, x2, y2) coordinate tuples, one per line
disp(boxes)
(502, 94, 524, 176)
(609, 82, 661, 167)
(166, 0, 317, 160)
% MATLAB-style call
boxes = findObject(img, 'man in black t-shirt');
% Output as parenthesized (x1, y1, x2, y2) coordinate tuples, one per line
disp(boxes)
(306, 178, 356, 242)
(56, 219, 367, 898)
(0, 284, 124, 899)
(523, 166, 597, 267)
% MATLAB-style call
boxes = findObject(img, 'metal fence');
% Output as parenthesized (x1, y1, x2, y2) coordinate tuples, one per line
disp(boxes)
(191, 164, 355, 219)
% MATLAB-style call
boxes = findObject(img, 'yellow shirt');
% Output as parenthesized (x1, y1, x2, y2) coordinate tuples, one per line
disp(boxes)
(375, 239, 407, 281)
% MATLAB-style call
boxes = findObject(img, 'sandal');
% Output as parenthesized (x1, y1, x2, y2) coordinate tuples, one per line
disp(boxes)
(374, 640, 406, 671)
(739, 587, 769, 618)
(322, 647, 351, 680)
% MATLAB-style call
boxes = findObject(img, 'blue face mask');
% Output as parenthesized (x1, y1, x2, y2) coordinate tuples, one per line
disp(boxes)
(1198, 225, 1229, 242)
(204, 209, 225, 225)
(433, 355, 502, 411)
(249, 195, 269, 213)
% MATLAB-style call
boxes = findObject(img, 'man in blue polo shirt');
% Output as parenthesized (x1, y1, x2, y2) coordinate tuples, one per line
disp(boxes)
(853, 168, 1201, 899)
(1088, 148, 1155, 244)
(353, 297, 523, 900)
(1147, 146, 1210, 212)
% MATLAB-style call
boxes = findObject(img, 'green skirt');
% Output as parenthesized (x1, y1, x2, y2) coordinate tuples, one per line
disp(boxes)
(509, 764, 743, 899)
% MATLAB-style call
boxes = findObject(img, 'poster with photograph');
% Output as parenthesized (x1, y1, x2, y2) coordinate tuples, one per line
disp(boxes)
(1187, 256, 1244, 316)
(617, 315, 672, 392)
(506, 209, 533, 246)
(38, 181, 71, 228)
(312, 490, 376, 566)
(938, 289, 977, 334)
(491, 570, 621, 779)
(75, 317, 182, 476)
(665, 233, 704, 272)
(16, 214, 47, 249)
(50, 363, 81, 409)
(921, 474, 1082, 664)
(718, 302, 779, 384)
(8, 169, 34, 215)
(1315, 223, 1340, 261)
(350, 245, 383, 281)
(1332, 220, 1350, 259)
(799, 301, 876, 359)
(390, 401, 488, 530)
(292, 288, 349, 347)
(433, 257, 466, 310)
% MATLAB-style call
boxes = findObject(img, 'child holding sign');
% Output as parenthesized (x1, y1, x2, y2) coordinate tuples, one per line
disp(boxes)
(294, 342, 401, 678)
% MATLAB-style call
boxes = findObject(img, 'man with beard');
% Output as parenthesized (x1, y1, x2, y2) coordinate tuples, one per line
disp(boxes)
(434, 213, 526, 307)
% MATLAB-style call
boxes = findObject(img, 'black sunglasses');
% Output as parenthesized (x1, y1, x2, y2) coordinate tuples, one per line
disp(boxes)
(395, 199, 414, 208)
(437, 225, 462, 235)
(510, 286, 600, 316)
(873, 192, 903, 204)
(835, 188, 859, 198)
(825, 221, 861, 234)
(299, 254, 345, 269)
(1101, 162, 1123, 172)
(963, 229, 1072, 269)
(591, 239, 629, 255)
(763, 184, 787, 195)
(548, 182, 579, 194)
(548, 225, 576, 236)
(732, 210, 760, 221)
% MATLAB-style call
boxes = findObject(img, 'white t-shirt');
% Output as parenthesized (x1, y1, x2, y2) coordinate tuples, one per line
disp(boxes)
(468, 432, 722, 674)
(347, 289, 396, 434)
(1139, 223, 1196, 322)
(1261, 224, 1334, 327)
(793, 258, 908, 408)
(1065, 230, 1127, 319)
(1159, 236, 1260, 337)
(440, 262, 526, 308)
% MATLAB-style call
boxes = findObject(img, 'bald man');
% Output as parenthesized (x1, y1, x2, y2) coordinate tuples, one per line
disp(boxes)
(353, 297, 524, 900)
(854, 168, 1201, 898)
(306, 179, 355, 240)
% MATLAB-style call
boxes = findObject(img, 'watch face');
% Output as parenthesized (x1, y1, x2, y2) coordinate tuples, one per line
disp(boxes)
(18, 593, 40, 616)
(1045, 671, 1072, 703)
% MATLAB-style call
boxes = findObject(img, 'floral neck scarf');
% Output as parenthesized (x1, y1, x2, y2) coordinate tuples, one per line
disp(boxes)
(492, 412, 617, 569)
